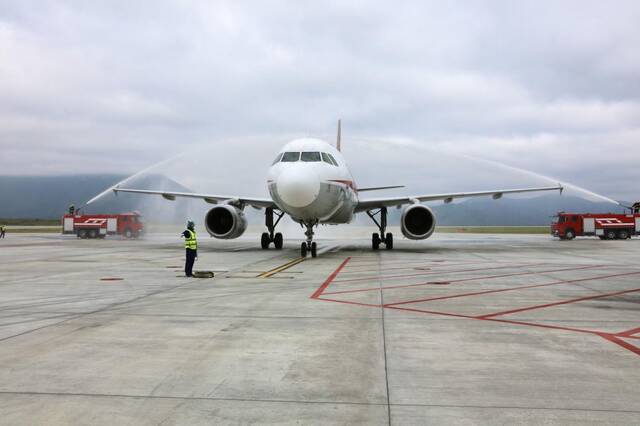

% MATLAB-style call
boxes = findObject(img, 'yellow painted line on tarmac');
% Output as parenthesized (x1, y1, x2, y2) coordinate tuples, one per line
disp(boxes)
(258, 257, 306, 278)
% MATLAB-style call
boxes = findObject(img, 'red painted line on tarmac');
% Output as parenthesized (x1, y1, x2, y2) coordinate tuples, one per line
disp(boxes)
(384, 270, 640, 307)
(338, 259, 525, 270)
(599, 334, 640, 356)
(615, 326, 640, 337)
(312, 259, 640, 358)
(478, 288, 640, 319)
(338, 261, 485, 274)
(315, 297, 381, 308)
(389, 306, 611, 337)
(386, 305, 475, 319)
(310, 257, 351, 299)
(332, 262, 548, 284)
(323, 264, 605, 296)
(387, 309, 640, 357)
(483, 317, 603, 335)
(339, 259, 439, 266)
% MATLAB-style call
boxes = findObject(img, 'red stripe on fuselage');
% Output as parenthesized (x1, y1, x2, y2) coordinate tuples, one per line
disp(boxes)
(328, 179, 358, 191)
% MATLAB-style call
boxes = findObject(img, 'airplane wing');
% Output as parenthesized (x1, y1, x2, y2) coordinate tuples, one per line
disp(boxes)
(112, 187, 276, 209)
(357, 185, 405, 192)
(355, 185, 563, 213)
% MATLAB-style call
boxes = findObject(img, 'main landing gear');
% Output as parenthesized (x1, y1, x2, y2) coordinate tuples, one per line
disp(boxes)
(300, 221, 318, 258)
(261, 207, 284, 250)
(367, 207, 393, 250)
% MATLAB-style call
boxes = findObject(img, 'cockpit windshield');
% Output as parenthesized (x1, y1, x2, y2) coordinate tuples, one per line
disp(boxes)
(281, 152, 300, 162)
(321, 152, 334, 165)
(277, 151, 337, 164)
(301, 152, 321, 162)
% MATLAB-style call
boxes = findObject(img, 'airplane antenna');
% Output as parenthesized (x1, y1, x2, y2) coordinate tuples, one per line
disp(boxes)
(336, 119, 341, 151)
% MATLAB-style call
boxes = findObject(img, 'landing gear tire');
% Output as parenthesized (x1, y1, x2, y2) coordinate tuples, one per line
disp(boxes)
(264, 208, 285, 250)
(310, 242, 317, 258)
(274, 233, 283, 249)
(385, 233, 394, 250)
(618, 230, 630, 240)
(261, 232, 270, 249)
(605, 230, 617, 240)
(367, 208, 393, 251)
(372, 233, 381, 250)
(301, 242, 308, 257)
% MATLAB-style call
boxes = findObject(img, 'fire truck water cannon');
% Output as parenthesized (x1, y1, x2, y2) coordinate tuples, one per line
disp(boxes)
(551, 201, 640, 241)
(62, 212, 144, 239)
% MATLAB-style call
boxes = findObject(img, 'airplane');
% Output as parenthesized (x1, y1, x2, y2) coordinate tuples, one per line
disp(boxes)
(113, 121, 563, 257)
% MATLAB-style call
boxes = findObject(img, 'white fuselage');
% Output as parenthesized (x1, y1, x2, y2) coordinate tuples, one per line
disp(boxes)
(267, 138, 358, 224)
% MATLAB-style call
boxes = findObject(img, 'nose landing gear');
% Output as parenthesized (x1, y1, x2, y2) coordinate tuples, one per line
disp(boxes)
(261, 208, 284, 250)
(300, 221, 318, 257)
(367, 207, 394, 250)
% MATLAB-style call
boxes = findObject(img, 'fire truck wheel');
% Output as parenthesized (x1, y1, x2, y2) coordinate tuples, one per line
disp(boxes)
(124, 228, 133, 239)
(565, 229, 575, 240)
(88, 229, 98, 239)
(605, 230, 617, 240)
(78, 229, 87, 239)
(617, 230, 630, 240)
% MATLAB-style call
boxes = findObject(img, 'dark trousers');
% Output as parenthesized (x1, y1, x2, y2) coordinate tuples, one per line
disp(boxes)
(185, 249, 196, 277)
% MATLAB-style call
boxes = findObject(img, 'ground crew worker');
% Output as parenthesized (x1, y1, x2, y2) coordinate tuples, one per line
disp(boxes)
(0, 225, 5, 239)
(182, 220, 197, 277)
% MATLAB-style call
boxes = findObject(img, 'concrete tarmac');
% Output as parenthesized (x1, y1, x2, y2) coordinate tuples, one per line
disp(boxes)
(0, 229, 638, 425)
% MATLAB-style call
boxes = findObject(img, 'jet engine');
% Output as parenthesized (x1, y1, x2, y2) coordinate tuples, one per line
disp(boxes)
(401, 204, 436, 240)
(205, 205, 248, 239)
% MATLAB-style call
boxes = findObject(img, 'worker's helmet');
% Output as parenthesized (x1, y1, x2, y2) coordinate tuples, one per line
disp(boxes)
(187, 220, 195, 229)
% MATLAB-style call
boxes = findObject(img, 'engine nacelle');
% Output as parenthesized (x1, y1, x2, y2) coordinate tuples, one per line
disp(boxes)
(401, 204, 436, 240)
(205, 205, 247, 239)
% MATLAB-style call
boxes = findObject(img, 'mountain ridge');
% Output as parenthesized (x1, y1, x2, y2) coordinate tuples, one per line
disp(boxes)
(0, 174, 629, 225)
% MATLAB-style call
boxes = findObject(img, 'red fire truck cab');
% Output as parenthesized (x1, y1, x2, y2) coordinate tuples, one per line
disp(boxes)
(62, 212, 144, 239)
(552, 208, 640, 240)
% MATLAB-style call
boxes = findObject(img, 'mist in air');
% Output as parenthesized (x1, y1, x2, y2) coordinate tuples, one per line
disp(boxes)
(84, 136, 622, 232)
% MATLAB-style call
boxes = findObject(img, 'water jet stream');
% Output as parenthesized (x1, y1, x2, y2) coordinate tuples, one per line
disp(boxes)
(83, 151, 190, 207)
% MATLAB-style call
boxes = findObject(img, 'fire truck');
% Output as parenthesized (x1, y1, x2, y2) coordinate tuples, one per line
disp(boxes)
(551, 203, 640, 240)
(62, 211, 144, 239)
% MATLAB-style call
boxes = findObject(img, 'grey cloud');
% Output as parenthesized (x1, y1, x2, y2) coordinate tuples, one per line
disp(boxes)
(0, 1, 639, 201)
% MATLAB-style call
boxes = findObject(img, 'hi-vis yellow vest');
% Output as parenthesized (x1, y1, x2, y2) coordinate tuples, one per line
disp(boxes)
(185, 229, 197, 250)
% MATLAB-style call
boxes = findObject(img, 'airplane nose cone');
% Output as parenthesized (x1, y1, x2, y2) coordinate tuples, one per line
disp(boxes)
(276, 165, 320, 208)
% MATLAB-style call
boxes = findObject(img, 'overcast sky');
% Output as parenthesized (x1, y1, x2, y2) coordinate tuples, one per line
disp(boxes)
(1, 1, 639, 200)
